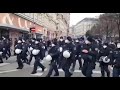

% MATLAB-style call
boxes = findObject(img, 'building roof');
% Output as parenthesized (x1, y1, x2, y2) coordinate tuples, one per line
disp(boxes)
(76, 18, 98, 25)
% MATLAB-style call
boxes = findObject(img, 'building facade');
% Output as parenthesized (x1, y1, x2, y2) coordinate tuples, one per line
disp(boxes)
(71, 18, 98, 38)
(0, 13, 70, 48)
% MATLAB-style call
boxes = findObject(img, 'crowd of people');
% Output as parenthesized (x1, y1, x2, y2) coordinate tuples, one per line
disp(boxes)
(1, 35, 120, 77)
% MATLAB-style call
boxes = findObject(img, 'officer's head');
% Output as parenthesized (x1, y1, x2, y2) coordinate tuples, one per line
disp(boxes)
(52, 38, 58, 46)
(103, 42, 108, 49)
(60, 36, 63, 41)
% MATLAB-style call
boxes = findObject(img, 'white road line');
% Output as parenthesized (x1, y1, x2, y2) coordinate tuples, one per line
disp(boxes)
(0, 63, 10, 67)
(0, 69, 18, 74)
(58, 69, 101, 74)
(31, 73, 43, 76)
(37, 68, 47, 71)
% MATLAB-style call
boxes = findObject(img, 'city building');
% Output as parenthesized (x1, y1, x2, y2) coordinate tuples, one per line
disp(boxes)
(0, 13, 70, 48)
(72, 18, 98, 38)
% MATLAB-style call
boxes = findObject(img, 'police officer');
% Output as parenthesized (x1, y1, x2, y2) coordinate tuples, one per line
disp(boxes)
(31, 40, 46, 74)
(46, 38, 60, 77)
(58, 36, 65, 69)
(98, 42, 111, 77)
(81, 36, 97, 77)
(2, 37, 9, 60)
(112, 42, 120, 77)
(0, 39, 4, 63)
(28, 38, 35, 65)
(73, 39, 83, 70)
(21, 39, 29, 63)
(15, 40, 24, 69)
(62, 36, 75, 77)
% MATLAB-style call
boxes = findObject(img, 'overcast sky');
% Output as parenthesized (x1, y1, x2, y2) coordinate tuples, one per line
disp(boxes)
(70, 13, 103, 26)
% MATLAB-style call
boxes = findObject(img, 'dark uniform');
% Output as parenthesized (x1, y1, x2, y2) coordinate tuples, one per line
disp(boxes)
(99, 43, 111, 77)
(28, 39, 35, 65)
(74, 39, 83, 70)
(15, 40, 24, 69)
(21, 41, 29, 63)
(81, 37, 97, 77)
(46, 39, 60, 77)
(31, 40, 46, 74)
(62, 37, 75, 77)
(0, 40, 4, 63)
(58, 37, 65, 68)
(112, 43, 120, 77)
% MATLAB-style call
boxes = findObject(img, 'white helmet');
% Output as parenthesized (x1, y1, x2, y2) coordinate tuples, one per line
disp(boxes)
(59, 47, 63, 52)
(45, 55, 52, 61)
(15, 49, 22, 54)
(63, 50, 71, 58)
(75, 40, 79, 43)
(0, 52, 3, 55)
(29, 47, 33, 51)
(32, 49, 40, 55)
(117, 43, 120, 48)
(102, 56, 110, 63)
(18, 40, 22, 43)
(65, 39, 69, 43)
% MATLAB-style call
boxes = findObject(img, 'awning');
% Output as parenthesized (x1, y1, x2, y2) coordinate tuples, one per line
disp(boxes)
(0, 24, 29, 33)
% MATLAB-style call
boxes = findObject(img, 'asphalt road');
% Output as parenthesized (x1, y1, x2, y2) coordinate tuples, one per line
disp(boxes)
(0, 55, 113, 77)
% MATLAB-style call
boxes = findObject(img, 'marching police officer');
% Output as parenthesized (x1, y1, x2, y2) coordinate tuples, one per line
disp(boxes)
(112, 42, 120, 77)
(0, 39, 4, 63)
(31, 39, 46, 74)
(58, 36, 65, 69)
(15, 40, 24, 69)
(21, 39, 29, 63)
(98, 42, 111, 77)
(81, 36, 97, 77)
(28, 38, 35, 65)
(2, 37, 9, 60)
(46, 38, 60, 77)
(62, 36, 75, 77)
(73, 39, 83, 70)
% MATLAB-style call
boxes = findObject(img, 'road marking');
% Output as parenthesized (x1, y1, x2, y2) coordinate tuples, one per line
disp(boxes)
(37, 68, 47, 71)
(0, 69, 18, 74)
(31, 73, 43, 76)
(58, 69, 101, 74)
(30, 68, 47, 76)
(0, 63, 10, 67)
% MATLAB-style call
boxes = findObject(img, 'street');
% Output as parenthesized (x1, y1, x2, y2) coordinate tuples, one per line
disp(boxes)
(0, 55, 113, 77)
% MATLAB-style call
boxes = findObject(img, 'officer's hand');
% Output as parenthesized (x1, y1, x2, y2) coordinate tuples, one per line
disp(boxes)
(82, 50, 88, 53)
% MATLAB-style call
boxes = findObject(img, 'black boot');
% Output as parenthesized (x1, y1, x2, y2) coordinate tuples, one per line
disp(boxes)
(54, 73, 59, 76)
(31, 71, 37, 74)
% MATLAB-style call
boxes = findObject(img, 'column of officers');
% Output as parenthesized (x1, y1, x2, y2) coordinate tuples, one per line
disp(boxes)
(1, 35, 120, 77)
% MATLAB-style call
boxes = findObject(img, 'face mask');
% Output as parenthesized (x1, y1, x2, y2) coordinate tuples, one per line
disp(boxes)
(103, 45, 107, 48)
(117, 43, 120, 48)
(60, 39, 63, 41)
(65, 39, 70, 43)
